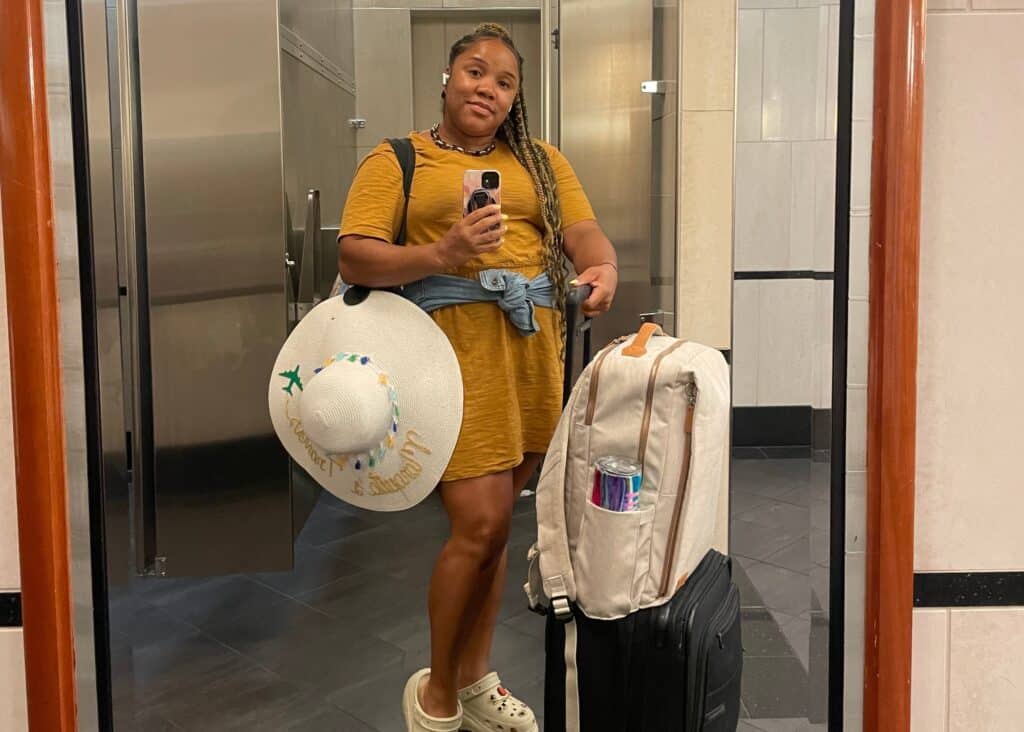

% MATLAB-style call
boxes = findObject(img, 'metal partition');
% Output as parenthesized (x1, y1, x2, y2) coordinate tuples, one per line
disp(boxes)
(559, 0, 664, 353)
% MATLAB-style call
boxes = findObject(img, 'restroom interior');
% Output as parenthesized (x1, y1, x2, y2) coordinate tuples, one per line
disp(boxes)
(52, 1, 849, 730)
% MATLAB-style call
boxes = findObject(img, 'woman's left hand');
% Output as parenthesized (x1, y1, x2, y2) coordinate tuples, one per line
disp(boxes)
(571, 262, 618, 318)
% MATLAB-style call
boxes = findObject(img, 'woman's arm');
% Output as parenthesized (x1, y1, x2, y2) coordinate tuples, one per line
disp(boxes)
(338, 205, 506, 288)
(563, 219, 618, 316)
(338, 235, 447, 288)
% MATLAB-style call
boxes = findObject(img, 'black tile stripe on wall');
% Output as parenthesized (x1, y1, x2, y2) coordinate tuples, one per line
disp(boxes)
(732, 406, 812, 448)
(914, 572, 1024, 607)
(1, 592, 22, 627)
(734, 270, 836, 280)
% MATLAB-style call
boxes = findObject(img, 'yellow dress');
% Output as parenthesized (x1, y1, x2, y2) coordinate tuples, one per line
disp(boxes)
(339, 131, 595, 481)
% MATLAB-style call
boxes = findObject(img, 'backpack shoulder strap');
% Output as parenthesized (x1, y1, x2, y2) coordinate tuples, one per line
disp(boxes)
(387, 137, 415, 245)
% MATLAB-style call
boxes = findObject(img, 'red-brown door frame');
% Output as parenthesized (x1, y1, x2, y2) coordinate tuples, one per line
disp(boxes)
(0, 0, 79, 730)
(864, 1, 926, 730)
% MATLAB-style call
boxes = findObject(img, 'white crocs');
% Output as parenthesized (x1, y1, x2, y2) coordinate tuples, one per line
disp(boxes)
(457, 672, 538, 732)
(403, 669, 464, 732)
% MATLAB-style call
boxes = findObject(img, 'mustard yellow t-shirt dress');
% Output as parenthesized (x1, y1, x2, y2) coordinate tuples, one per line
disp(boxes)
(339, 131, 595, 482)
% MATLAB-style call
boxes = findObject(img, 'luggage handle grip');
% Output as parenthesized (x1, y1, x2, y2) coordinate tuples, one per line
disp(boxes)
(622, 322, 662, 357)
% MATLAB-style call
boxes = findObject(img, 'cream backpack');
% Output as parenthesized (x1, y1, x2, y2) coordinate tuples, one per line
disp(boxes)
(524, 323, 731, 728)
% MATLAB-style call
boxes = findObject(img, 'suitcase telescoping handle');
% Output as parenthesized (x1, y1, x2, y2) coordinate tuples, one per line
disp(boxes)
(562, 284, 593, 405)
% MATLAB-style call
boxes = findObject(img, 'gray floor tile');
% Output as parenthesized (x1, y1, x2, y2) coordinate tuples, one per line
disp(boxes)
(761, 537, 813, 575)
(741, 561, 811, 617)
(741, 655, 808, 719)
(501, 607, 546, 641)
(740, 607, 799, 658)
(746, 719, 813, 732)
(296, 505, 380, 548)
(252, 543, 364, 597)
(730, 519, 807, 564)
(140, 575, 294, 630)
(734, 500, 810, 535)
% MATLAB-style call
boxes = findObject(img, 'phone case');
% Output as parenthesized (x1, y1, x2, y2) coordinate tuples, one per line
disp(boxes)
(462, 169, 502, 217)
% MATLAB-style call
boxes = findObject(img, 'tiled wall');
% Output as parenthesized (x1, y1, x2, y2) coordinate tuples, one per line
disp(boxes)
(0, 203, 29, 732)
(841, 0, 874, 728)
(42, 1, 99, 729)
(732, 1, 839, 409)
(910, 3, 1024, 731)
(676, 0, 735, 351)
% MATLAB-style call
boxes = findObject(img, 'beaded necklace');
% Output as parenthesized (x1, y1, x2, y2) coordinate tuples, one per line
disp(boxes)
(430, 123, 497, 157)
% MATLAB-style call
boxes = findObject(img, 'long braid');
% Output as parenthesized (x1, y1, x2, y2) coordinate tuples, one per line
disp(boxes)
(449, 23, 570, 354)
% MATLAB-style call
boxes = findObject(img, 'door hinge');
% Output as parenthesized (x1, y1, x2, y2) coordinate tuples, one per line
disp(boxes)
(143, 556, 168, 577)
(550, 27, 560, 50)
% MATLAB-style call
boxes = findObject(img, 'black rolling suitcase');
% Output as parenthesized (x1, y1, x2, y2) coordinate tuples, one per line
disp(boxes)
(543, 549, 742, 732)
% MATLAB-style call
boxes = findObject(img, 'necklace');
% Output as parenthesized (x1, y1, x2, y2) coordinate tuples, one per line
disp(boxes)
(430, 123, 496, 156)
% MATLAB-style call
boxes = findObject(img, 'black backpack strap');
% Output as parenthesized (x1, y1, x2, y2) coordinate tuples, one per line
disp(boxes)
(387, 137, 415, 245)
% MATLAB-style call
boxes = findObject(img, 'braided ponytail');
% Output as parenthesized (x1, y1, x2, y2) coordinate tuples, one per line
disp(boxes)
(447, 23, 570, 354)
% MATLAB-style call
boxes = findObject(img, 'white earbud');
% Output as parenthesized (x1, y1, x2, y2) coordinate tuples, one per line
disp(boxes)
(442, 72, 450, 86)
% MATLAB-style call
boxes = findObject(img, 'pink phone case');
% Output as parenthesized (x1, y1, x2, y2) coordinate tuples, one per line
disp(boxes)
(462, 169, 502, 217)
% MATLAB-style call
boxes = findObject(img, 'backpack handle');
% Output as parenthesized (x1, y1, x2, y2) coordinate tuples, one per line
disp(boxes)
(622, 322, 663, 357)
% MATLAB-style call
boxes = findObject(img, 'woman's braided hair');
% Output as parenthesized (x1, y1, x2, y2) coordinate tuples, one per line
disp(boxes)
(446, 22, 570, 353)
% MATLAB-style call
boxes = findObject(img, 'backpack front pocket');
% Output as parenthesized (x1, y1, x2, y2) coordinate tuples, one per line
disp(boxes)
(574, 501, 655, 618)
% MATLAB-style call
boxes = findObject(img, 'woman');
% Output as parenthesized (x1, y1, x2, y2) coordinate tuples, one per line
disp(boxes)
(338, 23, 618, 732)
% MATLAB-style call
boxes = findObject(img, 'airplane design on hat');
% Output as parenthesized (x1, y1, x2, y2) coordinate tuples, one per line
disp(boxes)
(278, 366, 303, 395)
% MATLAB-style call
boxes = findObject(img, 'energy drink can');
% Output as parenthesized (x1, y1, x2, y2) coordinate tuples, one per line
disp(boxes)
(593, 456, 643, 511)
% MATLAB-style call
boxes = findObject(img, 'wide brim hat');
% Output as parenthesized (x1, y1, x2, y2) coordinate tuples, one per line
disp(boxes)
(269, 290, 463, 511)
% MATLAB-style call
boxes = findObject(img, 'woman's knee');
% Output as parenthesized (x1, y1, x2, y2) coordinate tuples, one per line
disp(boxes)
(451, 514, 510, 566)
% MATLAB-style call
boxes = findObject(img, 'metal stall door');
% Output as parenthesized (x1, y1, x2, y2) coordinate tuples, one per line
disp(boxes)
(559, 0, 678, 355)
(104, 0, 295, 578)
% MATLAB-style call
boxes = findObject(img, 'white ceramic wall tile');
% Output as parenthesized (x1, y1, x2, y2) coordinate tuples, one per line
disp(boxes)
(681, 0, 736, 112)
(737, 11, 764, 142)
(756, 279, 814, 406)
(732, 280, 760, 407)
(789, 143, 816, 270)
(844, 551, 866, 732)
(812, 279, 832, 409)
(791, 140, 836, 273)
(852, 37, 875, 122)
(762, 8, 827, 141)
(915, 11, 1024, 573)
(850, 119, 873, 213)
(740, 0, 798, 8)
(443, 0, 539, 6)
(43, 0, 70, 90)
(846, 385, 867, 471)
(911, 609, 950, 732)
(0, 221, 19, 591)
(354, 9, 415, 144)
(971, 0, 1024, 8)
(847, 299, 868, 387)
(845, 470, 865, 552)
(734, 142, 791, 271)
(855, 0, 875, 36)
(926, 0, 968, 9)
(948, 609, 1024, 731)
(848, 214, 870, 300)
(0, 630, 28, 732)
(824, 5, 840, 139)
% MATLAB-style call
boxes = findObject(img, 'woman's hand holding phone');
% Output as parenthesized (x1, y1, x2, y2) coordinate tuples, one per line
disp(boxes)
(437, 205, 506, 268)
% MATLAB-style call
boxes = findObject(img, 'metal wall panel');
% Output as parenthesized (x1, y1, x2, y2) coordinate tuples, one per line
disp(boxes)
(559, 0, 656, 349)
(136, 0, 291, 575)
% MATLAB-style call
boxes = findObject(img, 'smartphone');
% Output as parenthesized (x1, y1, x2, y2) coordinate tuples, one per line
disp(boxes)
(463, 169, 501, 219)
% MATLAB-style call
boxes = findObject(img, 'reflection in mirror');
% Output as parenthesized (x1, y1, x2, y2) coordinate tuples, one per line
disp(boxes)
(730, 3, 842, 731)
(70, 0, 848, 729)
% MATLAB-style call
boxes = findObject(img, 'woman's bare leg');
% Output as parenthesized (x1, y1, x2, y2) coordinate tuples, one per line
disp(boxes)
(420, 470, 517, 717)
(456, 453, 544, 688)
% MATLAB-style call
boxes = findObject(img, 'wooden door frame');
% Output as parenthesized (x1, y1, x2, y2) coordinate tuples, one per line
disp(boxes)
(864, 0, 926, 730)
(0, 0, 79, 730)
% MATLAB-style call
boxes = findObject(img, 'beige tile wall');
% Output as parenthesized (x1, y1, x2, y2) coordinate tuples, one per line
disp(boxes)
(676, 0, 735, 351)
(843, 0, 873, 728)
(909, 5, 1024, 730)
(732, 2, 839, 408)
(0, 203, 29, 732)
